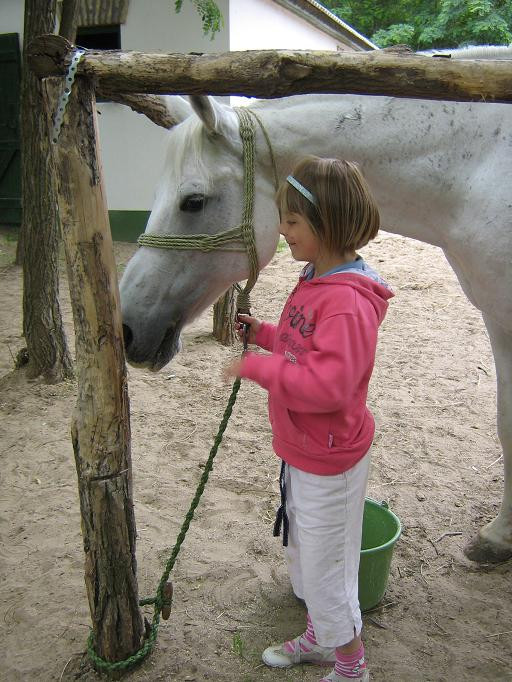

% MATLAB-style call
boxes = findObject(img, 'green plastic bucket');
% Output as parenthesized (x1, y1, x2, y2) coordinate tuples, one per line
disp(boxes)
(358, 498, 401, 612)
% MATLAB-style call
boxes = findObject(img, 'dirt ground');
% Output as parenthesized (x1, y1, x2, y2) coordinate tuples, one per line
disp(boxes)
(1, 230, 511, 682)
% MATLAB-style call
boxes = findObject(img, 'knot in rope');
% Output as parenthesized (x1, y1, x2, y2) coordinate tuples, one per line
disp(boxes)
(235, 287, 251, 315)
(87, 377, 244, 673)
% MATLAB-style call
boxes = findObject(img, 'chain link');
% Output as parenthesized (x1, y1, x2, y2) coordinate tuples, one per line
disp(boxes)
(51, 48, 85, 144)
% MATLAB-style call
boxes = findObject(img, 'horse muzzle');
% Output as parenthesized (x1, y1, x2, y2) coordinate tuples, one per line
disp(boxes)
(122, 319, 183, 371)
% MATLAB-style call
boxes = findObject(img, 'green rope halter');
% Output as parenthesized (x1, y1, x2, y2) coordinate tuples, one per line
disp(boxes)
(137, 107, 277, 314)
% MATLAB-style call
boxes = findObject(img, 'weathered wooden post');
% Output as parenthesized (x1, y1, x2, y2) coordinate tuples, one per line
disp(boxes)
(44, 70, 144, 667)
(213, 286, 237, 345)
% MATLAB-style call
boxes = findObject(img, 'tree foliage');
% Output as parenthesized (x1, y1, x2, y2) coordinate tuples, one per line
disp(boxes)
(322, 0, 512, 49)
(174, 0, 223, 38)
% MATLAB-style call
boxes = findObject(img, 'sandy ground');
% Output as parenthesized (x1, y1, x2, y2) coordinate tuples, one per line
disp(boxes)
(0, 230, 511, 682)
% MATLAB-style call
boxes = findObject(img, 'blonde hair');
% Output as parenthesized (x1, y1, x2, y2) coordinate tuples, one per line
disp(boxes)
(276, 156, 380, 255)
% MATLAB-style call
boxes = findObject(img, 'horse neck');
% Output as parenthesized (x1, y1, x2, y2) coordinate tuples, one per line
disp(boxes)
(251, 95, 473, 247)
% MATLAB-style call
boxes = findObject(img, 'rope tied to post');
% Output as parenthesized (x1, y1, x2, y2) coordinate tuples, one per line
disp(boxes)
(87, 374, 244, 673)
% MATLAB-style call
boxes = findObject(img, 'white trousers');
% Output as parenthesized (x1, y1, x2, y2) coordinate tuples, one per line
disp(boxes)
(284, 450, 371, 647)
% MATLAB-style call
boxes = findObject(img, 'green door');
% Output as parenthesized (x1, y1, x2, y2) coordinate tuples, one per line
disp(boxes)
(0, 33, 22, 226)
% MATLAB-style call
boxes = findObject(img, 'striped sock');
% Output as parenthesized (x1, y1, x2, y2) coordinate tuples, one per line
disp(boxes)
(303, 613, 318, 646)
(334, 643, 367, 679)
(283, 613, 317, 654)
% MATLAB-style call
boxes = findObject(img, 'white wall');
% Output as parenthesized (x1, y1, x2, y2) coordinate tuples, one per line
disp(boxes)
(0, 0, 230, 213)
(229, 0, 341, 51)
(1, 0, 367, 217)
(122, 0, 229, 54)
(228, 0, 348, 110)
(95, 103, 169, 211)
(97, 0, 229, 211)
(2, 0, 25, 46)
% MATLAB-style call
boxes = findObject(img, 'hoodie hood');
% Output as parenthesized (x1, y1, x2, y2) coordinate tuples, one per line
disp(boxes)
(299, 271, 394, 325)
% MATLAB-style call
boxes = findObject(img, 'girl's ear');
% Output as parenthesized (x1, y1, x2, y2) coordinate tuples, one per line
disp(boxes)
(188, 95, 238, 138)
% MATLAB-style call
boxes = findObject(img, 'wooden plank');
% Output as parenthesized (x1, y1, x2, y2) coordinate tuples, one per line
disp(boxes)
(29, 34, 512, 103)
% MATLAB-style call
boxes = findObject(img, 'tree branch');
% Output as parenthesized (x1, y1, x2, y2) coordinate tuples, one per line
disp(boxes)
(96, 90, 176, 128)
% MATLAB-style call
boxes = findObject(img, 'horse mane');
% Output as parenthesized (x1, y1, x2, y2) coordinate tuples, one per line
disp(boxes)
(166, 114, 211, 190)
(420, 44, 512, 60)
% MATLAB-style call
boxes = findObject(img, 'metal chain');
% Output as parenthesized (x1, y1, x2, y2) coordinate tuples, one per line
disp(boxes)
(51, 48, 85, 144)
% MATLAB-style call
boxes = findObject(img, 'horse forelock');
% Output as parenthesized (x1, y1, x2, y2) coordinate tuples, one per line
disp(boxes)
(166, 115, 212, 192)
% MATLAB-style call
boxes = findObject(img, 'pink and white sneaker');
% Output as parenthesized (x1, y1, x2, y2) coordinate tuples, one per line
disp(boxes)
(262, 635, 336, 668)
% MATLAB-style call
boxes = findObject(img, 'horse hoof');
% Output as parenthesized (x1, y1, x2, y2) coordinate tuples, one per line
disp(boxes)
(464, 534, 512, 563)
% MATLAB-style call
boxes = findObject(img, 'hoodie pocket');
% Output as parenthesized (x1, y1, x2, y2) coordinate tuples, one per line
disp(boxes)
(270, 396, 332, 452)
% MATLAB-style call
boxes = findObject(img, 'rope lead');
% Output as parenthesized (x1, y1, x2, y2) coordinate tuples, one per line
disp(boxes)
(87, 377, 243, 673)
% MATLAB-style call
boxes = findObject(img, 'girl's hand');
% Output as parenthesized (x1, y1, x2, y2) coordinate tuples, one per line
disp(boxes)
(235, 314, 261, 345)
(222, 357, 244, 381)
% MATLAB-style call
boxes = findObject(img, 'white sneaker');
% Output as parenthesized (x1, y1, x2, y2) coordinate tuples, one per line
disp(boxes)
(320, 667, 370, 681)
(262, 635, 336, 668)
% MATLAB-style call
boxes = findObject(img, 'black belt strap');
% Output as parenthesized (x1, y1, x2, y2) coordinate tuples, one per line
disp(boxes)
(273, 459, 289, 547)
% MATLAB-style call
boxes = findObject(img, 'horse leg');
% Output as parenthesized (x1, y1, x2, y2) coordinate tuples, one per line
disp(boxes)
(464, 314, 512, 563)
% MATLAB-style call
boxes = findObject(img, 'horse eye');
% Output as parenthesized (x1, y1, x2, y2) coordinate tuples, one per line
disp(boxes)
(180, 194, 206, 212)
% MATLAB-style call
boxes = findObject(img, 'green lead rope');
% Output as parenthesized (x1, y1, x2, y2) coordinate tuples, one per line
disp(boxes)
(87, 376, 243, 674)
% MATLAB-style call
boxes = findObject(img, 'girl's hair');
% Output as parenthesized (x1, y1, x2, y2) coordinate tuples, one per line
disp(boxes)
(276, 156, 380, 254)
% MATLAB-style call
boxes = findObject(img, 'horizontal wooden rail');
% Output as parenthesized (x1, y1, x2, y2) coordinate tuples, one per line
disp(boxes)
(29, 34, 512, 104)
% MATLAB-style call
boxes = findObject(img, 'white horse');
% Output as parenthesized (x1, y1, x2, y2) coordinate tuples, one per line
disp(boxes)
(119, 51, 512, 565)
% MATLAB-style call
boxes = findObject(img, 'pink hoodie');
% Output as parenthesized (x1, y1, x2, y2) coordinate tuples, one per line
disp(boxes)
(239, 271, 394, 475)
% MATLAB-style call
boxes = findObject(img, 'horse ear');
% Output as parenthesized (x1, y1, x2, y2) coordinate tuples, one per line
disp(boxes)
(188, 95, 236, 137)
(164, 96, 192, 128)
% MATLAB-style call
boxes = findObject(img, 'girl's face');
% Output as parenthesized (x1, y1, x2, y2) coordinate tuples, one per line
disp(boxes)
(279, 212, 320, 264)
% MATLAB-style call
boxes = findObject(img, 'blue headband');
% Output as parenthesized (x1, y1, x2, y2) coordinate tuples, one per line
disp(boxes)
(286, 175, 317, 206)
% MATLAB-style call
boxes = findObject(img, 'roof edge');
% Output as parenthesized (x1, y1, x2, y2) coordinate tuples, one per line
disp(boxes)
(273, 0, 378, 51)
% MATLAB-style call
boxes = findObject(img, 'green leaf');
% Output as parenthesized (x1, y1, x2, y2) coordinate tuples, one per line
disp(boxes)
(317, 0, 512, 50)
(174, 0, 223, 39)
(372, 23, 416, 47)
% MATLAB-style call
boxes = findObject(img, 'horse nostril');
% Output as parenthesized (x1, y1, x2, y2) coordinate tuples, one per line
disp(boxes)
(122, 324, 133, 350)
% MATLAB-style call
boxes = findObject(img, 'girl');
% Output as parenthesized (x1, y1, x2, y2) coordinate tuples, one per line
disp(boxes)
(224, 156, 393, 682)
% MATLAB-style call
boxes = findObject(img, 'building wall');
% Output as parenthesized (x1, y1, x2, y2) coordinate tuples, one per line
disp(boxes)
(1, 0, 369, 240)
(2, 1, 26, 43)
(96, 0, 229, 238)
(229, 0, 342, 51)
(0, 0, 230, 237)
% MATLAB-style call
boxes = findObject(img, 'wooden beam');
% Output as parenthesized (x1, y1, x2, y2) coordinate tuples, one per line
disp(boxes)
(29, 33, 512, 103)
(45, 73, 144, 667)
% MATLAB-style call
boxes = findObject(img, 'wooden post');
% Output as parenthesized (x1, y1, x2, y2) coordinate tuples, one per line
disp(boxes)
(213, 286, 237, 346)
(58, 0, 79, 42)
(46, 74, 144, 667)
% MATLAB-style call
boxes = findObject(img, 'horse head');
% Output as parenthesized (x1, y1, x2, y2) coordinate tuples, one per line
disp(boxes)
(119, 95, 280, 370)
